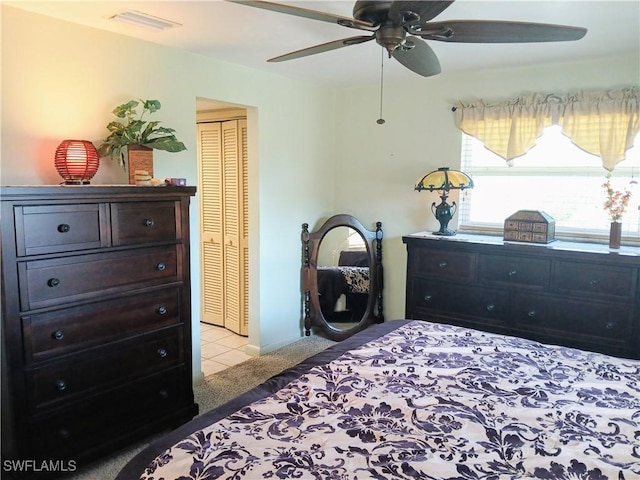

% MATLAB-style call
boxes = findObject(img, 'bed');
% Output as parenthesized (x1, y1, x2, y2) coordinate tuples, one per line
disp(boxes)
(116, 320, 640, 479)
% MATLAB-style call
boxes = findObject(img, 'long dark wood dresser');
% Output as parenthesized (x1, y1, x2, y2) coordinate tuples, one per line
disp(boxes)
(403, 232, 640, 359)
(1, 186, 198, 477)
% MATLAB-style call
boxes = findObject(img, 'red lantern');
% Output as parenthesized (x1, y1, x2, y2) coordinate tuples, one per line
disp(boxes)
(54, 140, 99, 184)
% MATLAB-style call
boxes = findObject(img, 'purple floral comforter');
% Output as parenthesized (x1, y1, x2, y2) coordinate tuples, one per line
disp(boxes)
(135, 321, 640, 479)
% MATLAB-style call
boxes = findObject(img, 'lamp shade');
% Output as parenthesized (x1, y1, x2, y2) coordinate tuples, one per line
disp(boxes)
(55, 140, 100, 184)
(415, 167, 474, 192)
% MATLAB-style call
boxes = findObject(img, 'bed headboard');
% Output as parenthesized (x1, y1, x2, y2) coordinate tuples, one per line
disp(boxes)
(338, 250, 369, 267)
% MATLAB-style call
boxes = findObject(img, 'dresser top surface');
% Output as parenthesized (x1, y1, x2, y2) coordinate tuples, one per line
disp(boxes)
(1, 185, 196, 200)
(403, 232, 640, 259)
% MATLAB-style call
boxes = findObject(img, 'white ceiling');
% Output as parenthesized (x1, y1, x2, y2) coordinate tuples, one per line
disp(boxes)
(8, 1, 640, 87)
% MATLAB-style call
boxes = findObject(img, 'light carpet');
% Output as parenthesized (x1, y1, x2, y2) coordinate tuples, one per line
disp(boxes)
(64, 333, 336, 480)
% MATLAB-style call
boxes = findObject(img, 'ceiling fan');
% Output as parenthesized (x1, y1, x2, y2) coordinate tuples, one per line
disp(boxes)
(227, 0, 587, 77)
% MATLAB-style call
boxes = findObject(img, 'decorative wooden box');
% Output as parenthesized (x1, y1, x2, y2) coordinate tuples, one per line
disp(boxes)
(504, 210, 555, 243)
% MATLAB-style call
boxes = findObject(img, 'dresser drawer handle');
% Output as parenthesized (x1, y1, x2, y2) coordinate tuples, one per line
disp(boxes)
(508, 270, 518, 277)
(486, 304, 495, 312)
(55, 380, 67, 391)
(144, 218, 155, 227)
(57, 224, 70, 233)
(527, 310, 536, 318)
(606, 321, 616, 330)
(157, 348, 168, 358)
(157, 306, 168, 315)
(589, 279, 599, 286)
(158, 389, 169, 399)
(58, 428, 71, 440)
(52, 330, 65, 341)
(47, 278, 60, 287)
(438, 262, 447, 268)
(423, 295, 432, 302)
(156, 262, 166, 271)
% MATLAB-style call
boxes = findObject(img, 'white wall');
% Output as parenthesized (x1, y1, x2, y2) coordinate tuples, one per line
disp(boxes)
(333, 53, 640, 320)
(0, 6, 337, 379)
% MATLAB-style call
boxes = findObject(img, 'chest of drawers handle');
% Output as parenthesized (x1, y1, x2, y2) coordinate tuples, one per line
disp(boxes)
(486, 304, 495, 312)
(438, 262, 447, 268)
(144, 218, 155, 227)
(55, 380, 67, 391)
(158, 389, 169, 399)
(157, 306, 168, 315)
(57, 224, 71, 233)
(52, 330, 65, 341)
(58, 428, 71, 440)
(606, 321, 616, 330)
(589, 279, 599, 286)
(48, 278, 60, 287)
(508, 270, 518, 277)
(156, 262, 166, 271)
(157, 348, 168, 358)
(424, 295, 432, 302)
(528, 309, 536, 318)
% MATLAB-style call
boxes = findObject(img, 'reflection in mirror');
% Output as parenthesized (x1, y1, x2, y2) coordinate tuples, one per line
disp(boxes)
(302, 214, 383, 341)
(317, 227, 369, 330)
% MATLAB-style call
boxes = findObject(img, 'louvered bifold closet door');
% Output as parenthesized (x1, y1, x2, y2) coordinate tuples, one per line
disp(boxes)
(239, 120, 249, 335)
(198, 119, 249, 336)
(222, 120, 242, 335)
(198, 122, 225, 327)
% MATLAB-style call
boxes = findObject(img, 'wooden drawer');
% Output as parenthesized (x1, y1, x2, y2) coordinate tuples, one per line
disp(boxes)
(15, 203, 108, 256)
(27, 327, 183, 412)
(512, 293, 633, 343)
(111, 201, 179, 246)
(410, 278, 509, 325)
(23, 287, 182, 363)
(478, 254, 550, 290)
(19, 245, 179, 310)
(552, 261, 637, 301)
(27, 367, 192, 458)
(413, 249, 475, 282)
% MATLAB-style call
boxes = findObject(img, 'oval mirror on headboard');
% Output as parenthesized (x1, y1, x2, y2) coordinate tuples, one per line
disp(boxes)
(301, 214, 384, 341)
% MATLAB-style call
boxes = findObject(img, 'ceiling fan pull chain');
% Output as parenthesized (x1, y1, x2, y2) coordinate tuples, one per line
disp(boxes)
(377, 48, 385, 125)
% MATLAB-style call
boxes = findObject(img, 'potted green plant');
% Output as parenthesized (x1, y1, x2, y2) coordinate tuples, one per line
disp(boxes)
(97, 99, 186, 170)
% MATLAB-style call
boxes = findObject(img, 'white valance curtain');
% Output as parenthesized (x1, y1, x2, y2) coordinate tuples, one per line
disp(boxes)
(453, 87, 640, 171)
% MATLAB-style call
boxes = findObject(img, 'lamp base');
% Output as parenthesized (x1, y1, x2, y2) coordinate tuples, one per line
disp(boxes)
(431, 195, 457, 237)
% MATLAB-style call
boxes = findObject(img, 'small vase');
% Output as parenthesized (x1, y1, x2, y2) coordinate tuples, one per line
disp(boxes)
(609, 222, 622, 249)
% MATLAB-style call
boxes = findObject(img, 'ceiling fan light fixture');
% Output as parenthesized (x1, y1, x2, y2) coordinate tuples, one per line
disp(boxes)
(110, 10, 181, 31)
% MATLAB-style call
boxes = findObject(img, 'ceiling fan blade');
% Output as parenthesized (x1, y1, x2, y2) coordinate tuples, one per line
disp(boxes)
(226, 0, 376, 31)
(268, 35, 375, 62)
(392, 36, 441, 77)
(389, 1, 454, 25)
(417, 20, 587, 43)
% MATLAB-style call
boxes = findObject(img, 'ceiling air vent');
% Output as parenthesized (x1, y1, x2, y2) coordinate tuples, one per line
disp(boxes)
(110, 10, 181, 31)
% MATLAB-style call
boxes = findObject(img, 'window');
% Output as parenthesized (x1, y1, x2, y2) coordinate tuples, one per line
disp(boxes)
(458, 126, 640, 243)
(347, 228, 366, 250)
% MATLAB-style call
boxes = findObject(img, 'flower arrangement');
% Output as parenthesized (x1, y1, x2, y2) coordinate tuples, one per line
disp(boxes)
(602, 175, 632, 223)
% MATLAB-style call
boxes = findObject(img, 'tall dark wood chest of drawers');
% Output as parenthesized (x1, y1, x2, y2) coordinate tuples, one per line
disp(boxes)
(403, 233, 640, 359)
(1, 186, 198, 475)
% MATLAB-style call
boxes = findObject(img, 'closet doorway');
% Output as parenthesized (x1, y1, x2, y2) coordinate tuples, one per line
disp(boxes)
(197, 103, 249, 336)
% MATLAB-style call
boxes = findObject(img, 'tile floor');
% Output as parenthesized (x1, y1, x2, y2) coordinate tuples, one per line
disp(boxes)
(200, 322, 251, 377)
